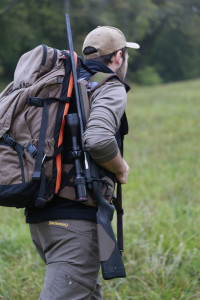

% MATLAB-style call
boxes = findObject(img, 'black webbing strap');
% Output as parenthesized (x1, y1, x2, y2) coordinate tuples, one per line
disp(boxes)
(31, 94, 71, 181)
(35, 166, 47, 207)
(2, 133, 24, 156)
(26, 97, 70, 107)
(32, 101, 49, 180)
(60, 166, 75, 190)
(51, 48, 58, 70)
(45, 144, 64, 162)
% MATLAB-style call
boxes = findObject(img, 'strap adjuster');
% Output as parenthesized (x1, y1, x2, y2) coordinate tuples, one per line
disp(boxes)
(26, 97, 44, 107)
(25, 142, 37, 158)
(3, 133, 16, 147)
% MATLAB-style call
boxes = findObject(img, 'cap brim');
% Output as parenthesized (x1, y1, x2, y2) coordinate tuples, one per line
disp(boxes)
(126, 42, 140, 49)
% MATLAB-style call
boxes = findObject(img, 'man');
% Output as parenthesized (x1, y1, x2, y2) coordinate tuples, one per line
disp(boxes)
(26, 26, 139, 300)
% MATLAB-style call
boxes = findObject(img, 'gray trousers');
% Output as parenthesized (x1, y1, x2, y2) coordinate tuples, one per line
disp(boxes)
(29, 219, 103, 300)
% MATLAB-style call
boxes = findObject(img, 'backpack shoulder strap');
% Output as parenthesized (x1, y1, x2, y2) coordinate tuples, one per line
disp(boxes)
(78, 79, 90, 122)
(87, 72, 124, 94)
(78, 72, 124, 123)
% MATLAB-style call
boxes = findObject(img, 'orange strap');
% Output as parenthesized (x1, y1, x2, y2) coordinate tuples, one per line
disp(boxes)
(55, 52, 78, 193)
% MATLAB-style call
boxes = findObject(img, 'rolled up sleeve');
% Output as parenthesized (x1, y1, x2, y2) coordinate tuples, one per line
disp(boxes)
(83, 80, 127, 164)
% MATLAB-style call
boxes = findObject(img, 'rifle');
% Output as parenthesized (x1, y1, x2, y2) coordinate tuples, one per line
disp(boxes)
(65, 113, 87, 202)
(65, 13, 126, 280)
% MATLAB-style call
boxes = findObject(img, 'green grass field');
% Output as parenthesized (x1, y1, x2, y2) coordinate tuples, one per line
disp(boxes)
(0, 78, 200, 299)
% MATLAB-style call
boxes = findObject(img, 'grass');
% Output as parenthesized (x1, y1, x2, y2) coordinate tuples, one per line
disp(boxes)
(0, 78, 200, 299)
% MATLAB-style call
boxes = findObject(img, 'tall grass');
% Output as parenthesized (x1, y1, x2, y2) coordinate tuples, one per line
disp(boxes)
(0, 79, 200, 299)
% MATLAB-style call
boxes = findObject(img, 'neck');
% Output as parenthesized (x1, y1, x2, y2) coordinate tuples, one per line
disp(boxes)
(107, 62, 117, 73)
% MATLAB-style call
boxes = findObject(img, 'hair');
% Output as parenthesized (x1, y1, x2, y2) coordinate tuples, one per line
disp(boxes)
(83, 46, 127, 65)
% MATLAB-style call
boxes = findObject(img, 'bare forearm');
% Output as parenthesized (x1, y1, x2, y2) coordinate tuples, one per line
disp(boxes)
(99, 150, 129, 184)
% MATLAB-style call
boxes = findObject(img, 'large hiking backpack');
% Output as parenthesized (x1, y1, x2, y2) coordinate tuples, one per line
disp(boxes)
(0, 44, 80, 208)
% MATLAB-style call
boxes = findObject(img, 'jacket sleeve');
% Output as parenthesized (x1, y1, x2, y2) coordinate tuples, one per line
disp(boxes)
(83, 80, 127, 164)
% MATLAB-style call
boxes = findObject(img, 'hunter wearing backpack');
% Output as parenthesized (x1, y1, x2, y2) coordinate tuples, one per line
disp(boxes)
(0, 24, 139, 299)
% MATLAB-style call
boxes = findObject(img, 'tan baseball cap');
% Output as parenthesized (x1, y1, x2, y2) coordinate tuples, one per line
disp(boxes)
(82, 26, 140, 59)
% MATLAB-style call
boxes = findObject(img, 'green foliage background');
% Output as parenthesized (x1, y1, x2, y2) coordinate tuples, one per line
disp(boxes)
(0, 0, 200, 86)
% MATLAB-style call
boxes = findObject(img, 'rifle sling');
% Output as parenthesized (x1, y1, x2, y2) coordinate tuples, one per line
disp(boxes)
(113, 184, 124, 252)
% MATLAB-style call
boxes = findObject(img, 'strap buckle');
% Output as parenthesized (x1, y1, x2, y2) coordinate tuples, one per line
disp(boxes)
(26, 97, 44, 107)
(3, 133, 16, 147)
(26, 142, 37, 158)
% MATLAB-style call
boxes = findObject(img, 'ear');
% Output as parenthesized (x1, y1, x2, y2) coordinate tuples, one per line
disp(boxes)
(114, 50, 123, 66)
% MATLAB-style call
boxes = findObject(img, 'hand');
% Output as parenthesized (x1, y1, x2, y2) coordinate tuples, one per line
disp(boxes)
(115, 159, 129, 184)
(99, 151, 129, 184)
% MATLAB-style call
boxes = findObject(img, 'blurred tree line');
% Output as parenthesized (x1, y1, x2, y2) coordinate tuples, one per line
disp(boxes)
(0, 0, 200, 86)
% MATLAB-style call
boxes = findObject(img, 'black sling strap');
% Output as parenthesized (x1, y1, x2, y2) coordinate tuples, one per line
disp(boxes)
(113, 184, 124, 252)
(30, 96, 70, 181)
(113, 112, 128, 252)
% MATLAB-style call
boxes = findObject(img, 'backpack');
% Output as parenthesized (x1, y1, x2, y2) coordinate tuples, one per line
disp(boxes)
(0, 44, 81, 208)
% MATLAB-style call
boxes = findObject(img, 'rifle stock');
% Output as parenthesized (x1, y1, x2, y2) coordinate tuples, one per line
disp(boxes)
(65, 13, 126, 280)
